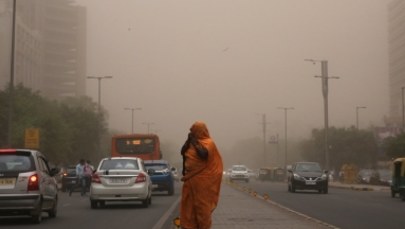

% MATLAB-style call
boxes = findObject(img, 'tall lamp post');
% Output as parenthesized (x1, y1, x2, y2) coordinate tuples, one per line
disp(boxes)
(7, 0, 17, 147)
(87, 76, 113, 113)
(278, 107, 294, 169)
(124, 107, 142, 134)
(142, 122, 155, 134)
(305, 59, 339, 170)
(401, 87, 405, 132)
(356, 106, 367, 129)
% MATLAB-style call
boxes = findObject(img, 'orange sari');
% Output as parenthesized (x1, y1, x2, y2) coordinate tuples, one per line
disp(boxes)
(180, 121, 223, 229)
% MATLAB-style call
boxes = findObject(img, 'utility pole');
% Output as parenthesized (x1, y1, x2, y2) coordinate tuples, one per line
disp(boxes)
(259, 114, 270, 166)
(356, 106, 367, 129)
(278, 107, 294, 169)
(305, 59, 339, 170)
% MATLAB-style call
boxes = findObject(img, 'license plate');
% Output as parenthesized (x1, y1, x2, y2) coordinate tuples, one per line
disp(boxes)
(305, 180, 316, 185)
(110, 178, 128, 184)
(0, 178, 16, 186)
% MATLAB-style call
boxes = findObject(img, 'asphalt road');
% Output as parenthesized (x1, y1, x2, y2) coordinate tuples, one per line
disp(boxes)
(0, 182, 182, 229)
(242, 179, 404, 229)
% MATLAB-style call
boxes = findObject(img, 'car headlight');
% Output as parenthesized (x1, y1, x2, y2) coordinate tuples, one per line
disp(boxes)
(293, 173, 301, 180)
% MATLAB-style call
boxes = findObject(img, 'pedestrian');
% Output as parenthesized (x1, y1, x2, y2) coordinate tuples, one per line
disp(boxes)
(180, 121, 223, 229)
(84, 160, 94, 190)
(70, 159, 86, 196)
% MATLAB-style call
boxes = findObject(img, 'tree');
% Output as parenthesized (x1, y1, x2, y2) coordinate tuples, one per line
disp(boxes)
(300, 127, 379, 170)
(382, 133, 405, 159)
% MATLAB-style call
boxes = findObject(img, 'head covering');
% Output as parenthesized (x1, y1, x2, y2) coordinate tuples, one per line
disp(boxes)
(189, 121, 210, 139)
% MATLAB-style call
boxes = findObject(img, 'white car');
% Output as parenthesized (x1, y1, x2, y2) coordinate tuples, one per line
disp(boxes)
(90, 157, 153, 208)
(229, 165, 250, 183)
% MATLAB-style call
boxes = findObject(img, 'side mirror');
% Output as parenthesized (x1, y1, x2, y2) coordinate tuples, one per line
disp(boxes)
(50, 167, 59, 176)
(147, 168, 155, 175)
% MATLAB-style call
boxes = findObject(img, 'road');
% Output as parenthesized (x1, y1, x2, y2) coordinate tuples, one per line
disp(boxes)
(0, 182, 182, 229)
(241, 179, 404, 229)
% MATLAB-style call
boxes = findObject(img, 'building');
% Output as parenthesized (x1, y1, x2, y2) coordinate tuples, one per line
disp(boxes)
(0, 0, 86, 100)
(388, 0, 405, 127)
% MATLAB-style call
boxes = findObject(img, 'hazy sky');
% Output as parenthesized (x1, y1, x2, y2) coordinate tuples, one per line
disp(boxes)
(75, 0, 390, 151)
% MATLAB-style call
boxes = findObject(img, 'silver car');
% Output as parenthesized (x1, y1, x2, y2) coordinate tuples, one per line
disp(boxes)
(90, 157, 153, 209)
(0, 149, 59, 223)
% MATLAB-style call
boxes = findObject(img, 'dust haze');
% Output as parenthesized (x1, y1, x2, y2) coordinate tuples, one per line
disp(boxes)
(75, 0, 390, 167)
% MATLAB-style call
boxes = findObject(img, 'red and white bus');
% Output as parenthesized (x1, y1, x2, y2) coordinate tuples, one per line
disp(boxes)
(111, 133, 162, 160)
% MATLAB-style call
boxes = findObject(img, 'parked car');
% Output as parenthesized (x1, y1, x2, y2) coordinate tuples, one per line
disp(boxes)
(0, 149, 59, 223)
(229, 165, 249, 182)
(61, 165, 77, 192)
(89, 157, 153, 208)
(391, 158, 405, 200)
(287, 161, 329, 194)
(144, 160, 175, 195)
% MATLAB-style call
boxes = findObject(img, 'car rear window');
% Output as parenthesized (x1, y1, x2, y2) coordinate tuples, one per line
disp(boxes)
(0, 154, 34, 172)
(144, 164, 168, 170)
(100, 159, 139, 170)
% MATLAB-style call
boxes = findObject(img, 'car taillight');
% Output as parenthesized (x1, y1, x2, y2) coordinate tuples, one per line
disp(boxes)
(28, 174, 39, 191)
(92, 173, 101, 183)
(135, 173, 146, 183)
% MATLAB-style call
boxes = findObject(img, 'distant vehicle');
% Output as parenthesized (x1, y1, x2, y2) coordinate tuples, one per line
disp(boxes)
(0, 149, 59, 223)
(390, 158, 405, 201)
(287, 161, 329, 194)
(90, 157, 153, 208)
(61, 166, 77, 192)
(144, 160, 175, 195)
(111, 133, 162, 160)
(229, 165, 249, 182)
(258, 167, 285, 181)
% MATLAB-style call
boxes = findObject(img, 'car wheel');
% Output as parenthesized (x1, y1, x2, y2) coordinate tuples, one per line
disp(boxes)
(48, 198, 58, 218)
(99, 200, 105, 208)
(291, 184, 296, 193)
(323, 186, 328, 194)
(90, 200, 98, 209)
(141, 198, 149, 208)
(391, 189, 396, 198)
(148, 196, 152, 205)
(31, 201, 42, 224)
(168, 186, 174, 196)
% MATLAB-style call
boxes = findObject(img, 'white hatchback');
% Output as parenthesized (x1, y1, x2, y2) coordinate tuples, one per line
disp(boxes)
(89, 157, 153, 208)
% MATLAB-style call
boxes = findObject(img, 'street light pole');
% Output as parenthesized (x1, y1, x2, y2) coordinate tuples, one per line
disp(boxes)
(278, 107, 294, 169)
(87, 76, 113, 113)
(401, 87, 405, 132)
(305, 59, 339, 170)
(7, 0, 16, 147)
(356, 106, 367, 129)
(142, 122, 155, 134)
(124, 107, 142, 134)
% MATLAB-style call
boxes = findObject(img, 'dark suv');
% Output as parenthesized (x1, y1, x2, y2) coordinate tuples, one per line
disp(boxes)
(61, 166, 77, 192)
(287, 161, 329, 194)
(0, 149, 59, 223)
(144, 160, 175, 196)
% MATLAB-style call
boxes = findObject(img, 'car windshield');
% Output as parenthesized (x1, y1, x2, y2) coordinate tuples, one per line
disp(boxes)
(233, 167, 247, 171)
(295, 163, 322, 172)
(100, 159, 139, 170)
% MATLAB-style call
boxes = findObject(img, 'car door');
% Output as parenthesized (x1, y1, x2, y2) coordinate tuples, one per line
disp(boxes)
(36, 155, 57, 208)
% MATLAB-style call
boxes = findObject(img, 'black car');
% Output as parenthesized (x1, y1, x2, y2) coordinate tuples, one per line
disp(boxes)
(61, 166, 77, 192)
(287, 162, 329, 194)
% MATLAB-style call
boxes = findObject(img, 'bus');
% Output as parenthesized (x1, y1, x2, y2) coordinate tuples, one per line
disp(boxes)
(111, 133, 162, 160)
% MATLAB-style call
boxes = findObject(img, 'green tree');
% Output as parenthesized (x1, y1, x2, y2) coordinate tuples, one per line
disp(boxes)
(301, 127, 379, 170)
(382, 133, 405, 159)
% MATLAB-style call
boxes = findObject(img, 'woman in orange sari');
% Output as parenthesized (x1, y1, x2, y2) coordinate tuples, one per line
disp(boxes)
(180, 121, 223, 229)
